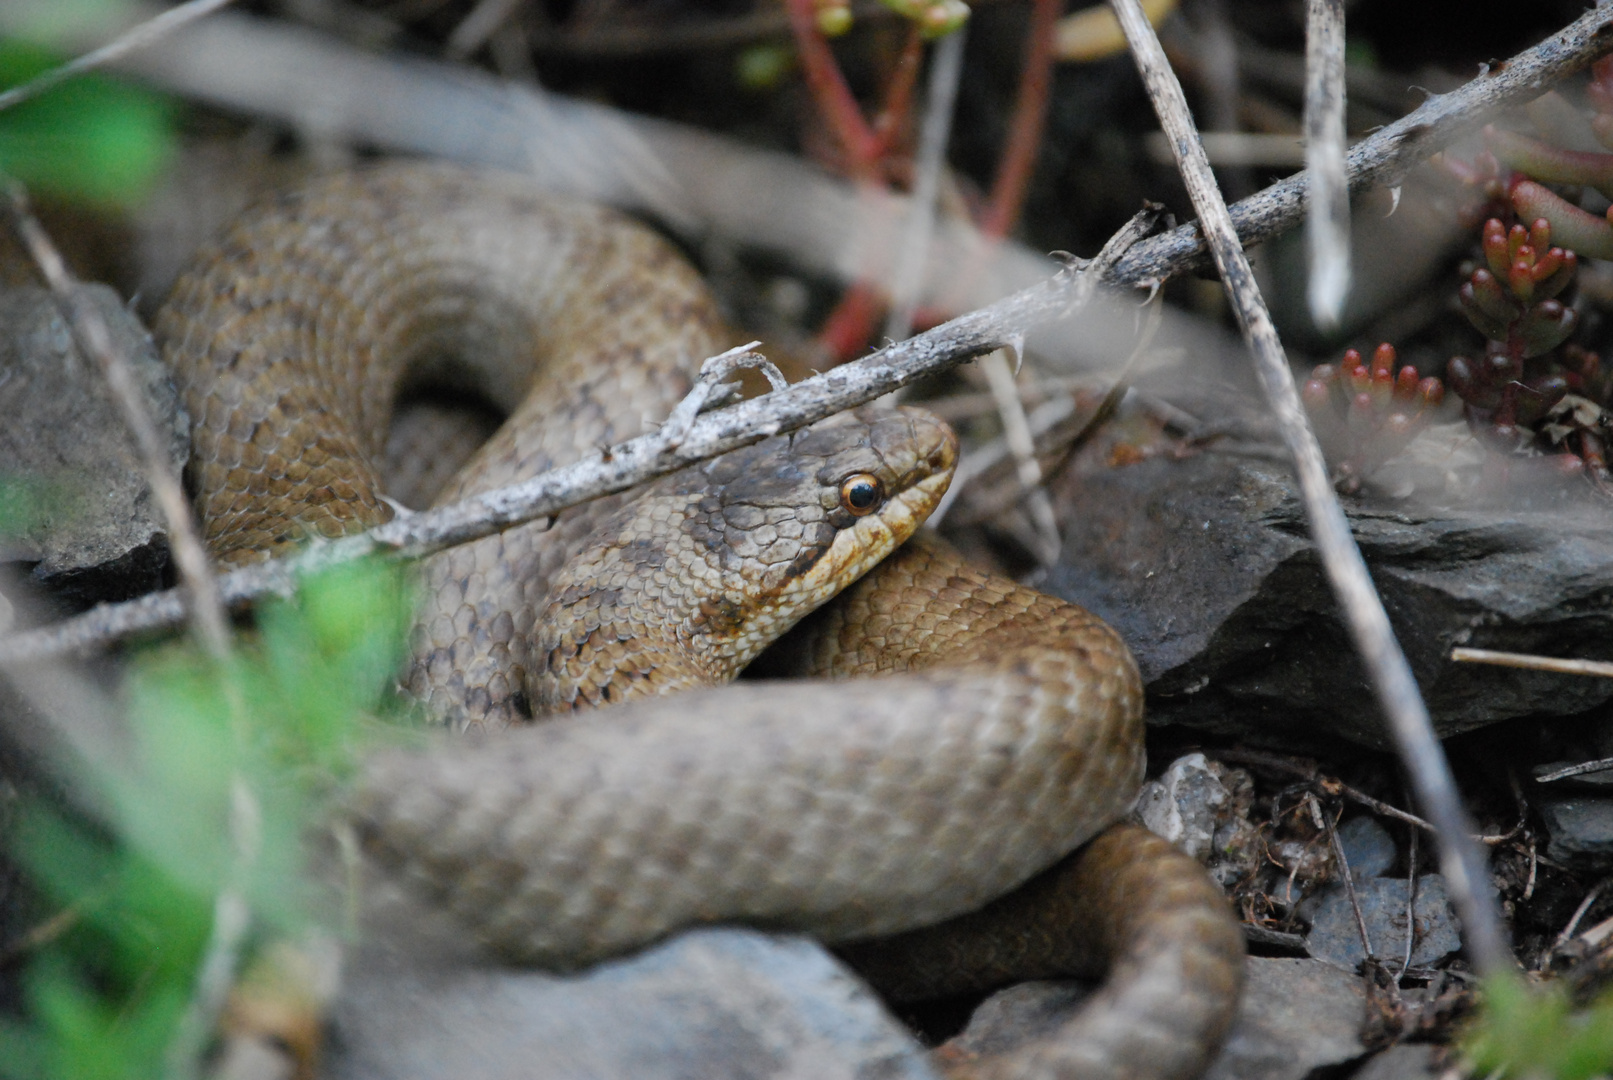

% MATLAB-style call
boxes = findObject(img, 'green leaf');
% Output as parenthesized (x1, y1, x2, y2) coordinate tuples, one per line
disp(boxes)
(1, 556, 415, 1078)
(1463, 974, 1613, 1080)
(0, 38, 175, 208)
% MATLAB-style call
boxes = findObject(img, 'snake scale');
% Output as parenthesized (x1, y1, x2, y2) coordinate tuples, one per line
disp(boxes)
(156, 162, 1244, 1080)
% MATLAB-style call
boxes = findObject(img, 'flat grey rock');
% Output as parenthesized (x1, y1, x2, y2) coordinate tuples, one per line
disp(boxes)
(1046, 451, 1613, 748)
(326, 927, 939, 1080)
(1537, 795, 1613, 873)
(922, 958, 1368, 1080)
(1306, 876, 1461, 970)
(0, 285, 186, 604)
(936, 980, 1093, 1064)
(1202, 958, 1367, 1080)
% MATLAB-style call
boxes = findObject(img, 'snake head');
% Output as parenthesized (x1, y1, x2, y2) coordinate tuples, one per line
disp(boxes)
(531, 405, 957, 712)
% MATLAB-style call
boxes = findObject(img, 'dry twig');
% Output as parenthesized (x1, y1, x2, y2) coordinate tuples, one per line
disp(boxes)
(1303, 0, 1350, 329)
(5, 2, 1605, 315)
(2, 184, 229, 662)
(884, 28, 967, 341)
(1110, 4, 1613, 288)
(4, 179, 256, 1080)
(1108, 0, 1509, 977)
(1452, 646, 1613, 680)
(0, 258, 1104, 664)
(0, 0, 238, 114)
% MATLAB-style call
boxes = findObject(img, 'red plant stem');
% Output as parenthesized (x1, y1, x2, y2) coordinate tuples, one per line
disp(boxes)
(817, 280, 887, 359)
(872, 25, 926, 161)
(979, 0, 1060, 238)
(789, 12, 922, 357)
(786, 0, 882, 171)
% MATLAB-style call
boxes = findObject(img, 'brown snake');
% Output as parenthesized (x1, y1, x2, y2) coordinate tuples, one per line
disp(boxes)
(157, 162, 1244, 1080)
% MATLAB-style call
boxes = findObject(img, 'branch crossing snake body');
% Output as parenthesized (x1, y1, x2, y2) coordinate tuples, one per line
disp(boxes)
(157, 162, 1244, 1080)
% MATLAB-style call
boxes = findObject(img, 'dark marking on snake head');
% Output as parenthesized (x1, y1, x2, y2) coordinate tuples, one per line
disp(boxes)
(694, 596, 748, 637)
(781, 545, 823, 582)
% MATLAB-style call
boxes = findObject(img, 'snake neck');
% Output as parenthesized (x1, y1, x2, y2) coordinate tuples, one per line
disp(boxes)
(530, 407, 958, 714)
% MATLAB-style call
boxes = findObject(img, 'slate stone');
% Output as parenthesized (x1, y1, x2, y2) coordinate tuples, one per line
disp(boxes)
(1336, 816, 1397, 880)
(1536, 795, 1613, 873)
(1306, 876, 1462, 970)
(1202, 958, 1366, 1080)
(1046, 450, 1613, 748)
(325, 927, 940, 1080)
(0, 285, 186, 605)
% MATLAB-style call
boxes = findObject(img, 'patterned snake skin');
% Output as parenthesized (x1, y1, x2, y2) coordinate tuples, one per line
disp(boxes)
(156, 162, 1244, 1080)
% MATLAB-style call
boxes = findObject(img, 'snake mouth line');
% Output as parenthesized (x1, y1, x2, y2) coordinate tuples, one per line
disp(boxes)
(766, 460, 956, 626)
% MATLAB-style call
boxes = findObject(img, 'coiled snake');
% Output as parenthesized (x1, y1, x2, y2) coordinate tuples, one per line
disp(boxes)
(157, 162, 1244, 1080)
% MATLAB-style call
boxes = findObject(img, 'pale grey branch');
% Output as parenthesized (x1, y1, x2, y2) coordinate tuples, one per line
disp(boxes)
(1108, 0, 1511, 977)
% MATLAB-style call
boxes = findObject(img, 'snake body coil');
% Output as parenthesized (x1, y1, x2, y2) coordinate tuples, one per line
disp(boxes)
(158, 162, 1244, 1080)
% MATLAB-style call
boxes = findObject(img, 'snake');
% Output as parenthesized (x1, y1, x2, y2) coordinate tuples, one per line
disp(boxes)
(156, 162, 1245, 1080)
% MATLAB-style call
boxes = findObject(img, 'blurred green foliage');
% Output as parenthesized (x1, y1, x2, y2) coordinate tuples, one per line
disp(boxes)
(0, 559, 414, 1080)
(1463, 974, 1613, 1080)
(0, 37, 175, 208)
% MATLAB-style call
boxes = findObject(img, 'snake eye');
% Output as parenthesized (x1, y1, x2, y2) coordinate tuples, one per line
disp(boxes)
(839, 473, 883, 516)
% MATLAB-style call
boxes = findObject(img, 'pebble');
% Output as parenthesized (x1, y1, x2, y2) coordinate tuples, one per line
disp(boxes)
(1133, 752, 1261, 887)
(1306, 875, 1462, 970)
(1336, 815, 1397, 880)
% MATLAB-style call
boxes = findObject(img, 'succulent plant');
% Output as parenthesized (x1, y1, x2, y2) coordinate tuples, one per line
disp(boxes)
(1303, 344, 1444, 492)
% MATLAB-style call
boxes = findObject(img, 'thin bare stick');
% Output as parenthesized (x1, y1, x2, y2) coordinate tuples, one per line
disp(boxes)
(1314, 792, 1375, 960)
(0, 0, 238, 115)
(2, 181, 230, 663)
(446, 0, 524, 59)
(1108, 4, 1613, 288)
(1303, 0, 1350, 330)
(16, 2, 1607, 308)
(1452, 646, 1613, 680)
(1107, 0, 1510, 977)
(884, 27, 967, 341)
(1401, 824, 1418, 978)
(1553, 879, 1609, 955)
(0, 259, 1099, 664)
(1535, 757, 1613, 784)
(979, 345, 1061, 562)
(4, 177, 258, 1080)
(1224, 749, 1440, 835)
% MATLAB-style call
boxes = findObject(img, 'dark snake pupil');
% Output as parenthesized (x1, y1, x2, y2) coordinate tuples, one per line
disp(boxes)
(847, 481, 876, 509)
